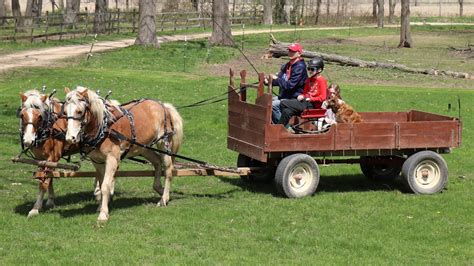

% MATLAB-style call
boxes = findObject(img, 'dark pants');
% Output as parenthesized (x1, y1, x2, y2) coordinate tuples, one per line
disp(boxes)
(279, 99, 313, 126)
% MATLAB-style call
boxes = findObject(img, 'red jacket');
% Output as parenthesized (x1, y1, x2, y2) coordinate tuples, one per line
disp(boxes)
(302, 74, 327, 108)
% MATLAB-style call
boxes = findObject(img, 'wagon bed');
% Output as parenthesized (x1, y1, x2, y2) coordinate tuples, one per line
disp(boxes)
(227, 70, 462, 197)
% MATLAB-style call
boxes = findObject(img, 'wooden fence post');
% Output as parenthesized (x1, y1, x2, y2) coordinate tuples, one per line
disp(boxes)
(132, 9, 136, 33)
(84, 9, 89, 37)
(59, 16, 64, 41)
(13, 18, 17, 42)
(117, 8, 120, 34)
(30, 17, 35, 43)
(45, 11, 49, 41)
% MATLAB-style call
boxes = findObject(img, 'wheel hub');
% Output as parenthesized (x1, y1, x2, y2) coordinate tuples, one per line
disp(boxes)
(414, 160, 441, 189)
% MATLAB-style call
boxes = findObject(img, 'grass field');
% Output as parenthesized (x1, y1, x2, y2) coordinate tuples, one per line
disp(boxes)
(0, 25, 473, 264)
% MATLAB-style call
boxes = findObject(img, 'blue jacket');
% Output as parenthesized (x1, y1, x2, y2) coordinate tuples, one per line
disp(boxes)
(272, 59, 307, 100)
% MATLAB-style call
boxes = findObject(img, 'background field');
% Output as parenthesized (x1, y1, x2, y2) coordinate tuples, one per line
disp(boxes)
(0, 26, 473, 264)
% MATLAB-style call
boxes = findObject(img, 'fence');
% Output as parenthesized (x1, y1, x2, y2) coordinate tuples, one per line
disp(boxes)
(0, 10, 262, 42)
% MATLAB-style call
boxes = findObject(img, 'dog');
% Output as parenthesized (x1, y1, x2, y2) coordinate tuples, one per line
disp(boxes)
(326, 96, 363, 123)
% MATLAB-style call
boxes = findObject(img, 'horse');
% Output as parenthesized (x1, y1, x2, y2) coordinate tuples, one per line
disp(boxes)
(19, 90, 118, 218)
(19, 90, 79, 217)
(326, 96, 363, 124)
(63, 87, 184, 221)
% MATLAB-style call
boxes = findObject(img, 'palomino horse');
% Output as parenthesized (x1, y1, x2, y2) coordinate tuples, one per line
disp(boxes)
(19, 90, 117, 218)
(19, 90, 78, 217)
(63, 87, 183, 221)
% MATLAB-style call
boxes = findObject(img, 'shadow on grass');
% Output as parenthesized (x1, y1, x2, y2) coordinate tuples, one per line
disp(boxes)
(14, 188, 243, 218)
(217, 174, 406, 197)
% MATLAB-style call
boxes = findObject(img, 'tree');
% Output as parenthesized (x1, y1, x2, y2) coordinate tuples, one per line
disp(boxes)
(399, 0, 412, 48)
(377, 0, 384, 28)
(326, 0, 330, 22)
(372, 0, 377, 19)
(93, 0, 108, 33)
(0, 0, 7, 25)
(458, 0, 464, 17)
(64, 0, 80, 25)
(209, 0, 233, 46)
(389, 0, 397, 23)
(315, 0, 322, 24)
(263, 0, 273, 25)
(11, 0, 23, 26)
(135, 0, 159, 47)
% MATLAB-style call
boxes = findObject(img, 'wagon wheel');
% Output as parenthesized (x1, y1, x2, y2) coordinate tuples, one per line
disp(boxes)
(274, 154, 320, 198)
(360, 156, 403, 181)
(401, 151, 448, 194)
(237, 154, 275, 183)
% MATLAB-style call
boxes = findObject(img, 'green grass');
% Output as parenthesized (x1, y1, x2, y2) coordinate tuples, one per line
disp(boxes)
(0, 25, 473, 264)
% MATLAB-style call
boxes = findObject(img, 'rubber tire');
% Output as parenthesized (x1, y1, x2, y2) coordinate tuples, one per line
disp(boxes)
(401, 151, 448, 194)
(237, 154, 275, 182)
(360, 156, 402, 181)
(275, 154, 320, 198)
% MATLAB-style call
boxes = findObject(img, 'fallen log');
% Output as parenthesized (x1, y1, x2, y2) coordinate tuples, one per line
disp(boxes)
(264, 35, 472, 79)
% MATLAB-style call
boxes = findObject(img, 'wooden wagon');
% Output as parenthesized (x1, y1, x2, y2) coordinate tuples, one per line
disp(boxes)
(228, 70, 462, 197)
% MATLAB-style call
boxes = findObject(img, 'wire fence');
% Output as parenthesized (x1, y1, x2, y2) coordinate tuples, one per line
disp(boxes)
(0, 10, 263, 42)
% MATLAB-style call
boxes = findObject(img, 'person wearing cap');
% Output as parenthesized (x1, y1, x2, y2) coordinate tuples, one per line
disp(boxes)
(269, 43, 308, 124)
(278, 56, 328, 132)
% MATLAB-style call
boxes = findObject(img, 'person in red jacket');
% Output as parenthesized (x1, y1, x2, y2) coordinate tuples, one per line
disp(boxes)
(278, 57, 328, 132)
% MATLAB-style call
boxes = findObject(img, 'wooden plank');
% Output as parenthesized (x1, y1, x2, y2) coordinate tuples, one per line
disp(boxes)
(228, 124, 265, 147)
(350, 123, 397, 150)
(399, 121, 460, 148)
(12, 157, 80, 171)
(228, 101, 267, 121)
(264, 125, 335, 152)
(228, 110, 266, 133)
(227, 137, 266, 162)
(410, 110, 455, 121)
(38, 168, 256, 179)
(360, 112, 408, 123)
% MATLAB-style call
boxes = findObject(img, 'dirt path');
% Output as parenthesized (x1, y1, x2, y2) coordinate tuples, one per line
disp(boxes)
(1, 22, 472, 73)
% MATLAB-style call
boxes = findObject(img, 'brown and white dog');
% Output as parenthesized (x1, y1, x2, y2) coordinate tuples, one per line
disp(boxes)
(326, 96, 363, 123)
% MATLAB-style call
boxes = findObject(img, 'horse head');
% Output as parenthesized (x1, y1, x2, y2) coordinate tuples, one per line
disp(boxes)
(64, 86, 109, 144)
(19, 90, 49, 146)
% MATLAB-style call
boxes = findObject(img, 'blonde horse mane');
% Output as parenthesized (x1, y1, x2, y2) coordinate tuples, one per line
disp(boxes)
(23, 90, 48, 117)
(67, 86, 111, 129)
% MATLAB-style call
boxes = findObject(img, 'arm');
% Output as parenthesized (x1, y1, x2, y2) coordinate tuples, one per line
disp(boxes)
(307, 77, 328, 103)
(272, 63, 306, 92)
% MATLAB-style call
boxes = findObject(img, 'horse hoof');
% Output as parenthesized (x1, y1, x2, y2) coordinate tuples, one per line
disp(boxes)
(27, 209, 39, 218)
(45, 200, 55, 209)
(97, 212, 109, 221)
(157, 199, 168, 207)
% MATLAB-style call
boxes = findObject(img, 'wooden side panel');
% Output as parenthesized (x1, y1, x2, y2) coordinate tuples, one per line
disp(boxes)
(227, 84, 271, 162)
(410, 110, 455, 121)
(399, 121, 460, 148)
(265, 125, 336, 152)
(350, 123, 397, 150)
(360, 112, 408, 123)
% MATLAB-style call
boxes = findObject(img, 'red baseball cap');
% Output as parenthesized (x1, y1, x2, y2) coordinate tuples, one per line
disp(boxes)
(288, 43, 303, 53)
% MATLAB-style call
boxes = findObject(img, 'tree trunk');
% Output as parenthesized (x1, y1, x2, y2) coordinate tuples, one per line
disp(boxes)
(64, 0, 80, 24)
(209, 0, 233, 46)
(315, 0, 322, 24)
(377, 0, 384, 28)
(389, 0, 396, 23)
(0, 0, 7, 25)
(399, 0, 412, 48)
(135, 0, 158, 47)
(458, 0, 463, 17)
(58, 0, 64, 10)
(191, 0, 198, 11)
(11, 0, 23, 27)
(93, 0, 108, 33)
(372, 0, 377, 18)
(263, 0, 272, 25)
(266, 36, 470, 79)
(326, 0, 330, 22)
(284, 0, 291, 25)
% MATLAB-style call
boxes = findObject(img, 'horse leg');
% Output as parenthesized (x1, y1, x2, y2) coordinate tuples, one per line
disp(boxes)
(158, 154, 173, 207)
(97, 155, 119, 221)
(45, 178, 55, 209)
(27, 182, 47, 218)
(93, 163, 105, 203)
(142, 150, 164, 195)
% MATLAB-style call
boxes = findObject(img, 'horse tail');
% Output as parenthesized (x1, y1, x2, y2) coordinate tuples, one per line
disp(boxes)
(163, 103, 184, 157)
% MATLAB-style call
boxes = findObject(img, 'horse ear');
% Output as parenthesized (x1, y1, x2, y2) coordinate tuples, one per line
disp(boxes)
(20, 93, 27, 102)
(40, 94, 48, 102)
(64, 87, 70, 94)
(79, 88, 88, 98)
